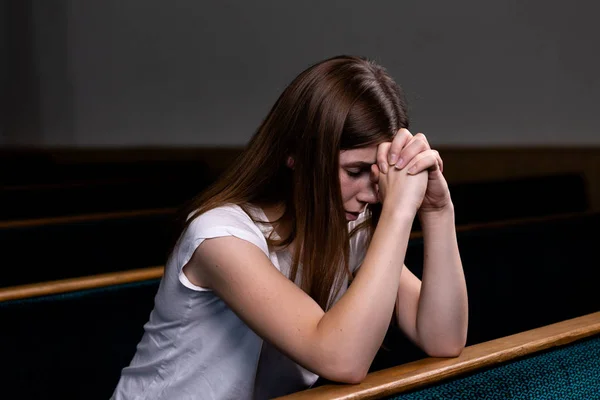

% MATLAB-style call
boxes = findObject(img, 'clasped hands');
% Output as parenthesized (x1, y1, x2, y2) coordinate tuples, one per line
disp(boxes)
(371, 129, 452, 214)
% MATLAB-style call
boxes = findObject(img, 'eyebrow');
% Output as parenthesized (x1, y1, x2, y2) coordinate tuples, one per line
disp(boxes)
(341, 161, 375, 168)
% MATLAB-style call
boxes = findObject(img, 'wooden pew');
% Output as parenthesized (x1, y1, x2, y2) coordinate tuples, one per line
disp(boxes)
(0, 266, 164, 303)
(410, 172, 589, 231)
(0, 156, 212, 220)
(443, 172, 589, 225)
(1, 211, 597, 399)
(3, 210, 592, 298)
(0, 182, 592, 288)
(0, 270, 163, 400)
(0, 175, 208, 220)
(0, 208, 177, 288)
(1, 271, 596, 399)
(2, 146, 588, 223)
(372, 210, 600, 372)
(275, 312, 600, 399)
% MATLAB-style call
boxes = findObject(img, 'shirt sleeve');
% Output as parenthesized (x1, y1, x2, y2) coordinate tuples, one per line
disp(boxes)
(175, 205, 269, 291)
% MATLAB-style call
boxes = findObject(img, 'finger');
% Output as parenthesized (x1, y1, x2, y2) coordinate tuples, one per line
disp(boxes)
(387, 128, 413, 166)
(433, 150, 444, 173)
(370, 163, 380, 183)
(376, 142, 391, 173)
(371, 164, 383, 203)
(406, 150, 440, 174)
(395, 133, 430, 170)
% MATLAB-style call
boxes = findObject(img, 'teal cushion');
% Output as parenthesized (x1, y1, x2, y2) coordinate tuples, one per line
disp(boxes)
(387, 335, 600, 399)
(1, 279, 161, 399)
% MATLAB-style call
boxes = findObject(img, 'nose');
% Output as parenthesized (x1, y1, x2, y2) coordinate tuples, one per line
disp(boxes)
(357, 180, 379, 205)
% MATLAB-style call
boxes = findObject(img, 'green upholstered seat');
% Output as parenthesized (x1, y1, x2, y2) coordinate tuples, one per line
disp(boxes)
(1, 279, 161, 399)
(386, 334, 600, 399)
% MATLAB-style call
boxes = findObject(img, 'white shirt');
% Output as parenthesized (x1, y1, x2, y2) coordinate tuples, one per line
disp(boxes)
(111, 204, 368, 400)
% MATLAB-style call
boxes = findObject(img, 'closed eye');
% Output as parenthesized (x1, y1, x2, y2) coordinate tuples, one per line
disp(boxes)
(346, 169, 368, 178)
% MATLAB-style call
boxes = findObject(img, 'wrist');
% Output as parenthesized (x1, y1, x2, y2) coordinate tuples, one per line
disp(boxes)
(418, 202, 455, 224)
(381, 202, 417, 224)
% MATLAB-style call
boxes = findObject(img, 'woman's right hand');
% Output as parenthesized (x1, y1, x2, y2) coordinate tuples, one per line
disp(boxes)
(372, 130, 444, 216)
(373, 162, 428, 216)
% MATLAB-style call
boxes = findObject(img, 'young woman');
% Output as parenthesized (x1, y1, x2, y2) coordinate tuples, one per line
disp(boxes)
(111, 55, 468, 400)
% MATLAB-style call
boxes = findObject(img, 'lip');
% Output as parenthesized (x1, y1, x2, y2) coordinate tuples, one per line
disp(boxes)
(345, 211, 359, 221)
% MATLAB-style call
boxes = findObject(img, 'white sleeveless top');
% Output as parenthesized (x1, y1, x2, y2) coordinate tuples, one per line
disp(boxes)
(111, 204, 368, 400)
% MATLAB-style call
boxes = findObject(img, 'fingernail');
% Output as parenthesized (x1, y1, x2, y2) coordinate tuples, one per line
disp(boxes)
(389, 153, 398, 164)
(408, 165, 417, 174)
(379, 162, 388, 174)
(395, 158, 404, 169)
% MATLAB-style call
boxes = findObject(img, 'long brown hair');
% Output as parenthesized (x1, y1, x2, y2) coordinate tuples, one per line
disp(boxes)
(178, 55, 409, 310)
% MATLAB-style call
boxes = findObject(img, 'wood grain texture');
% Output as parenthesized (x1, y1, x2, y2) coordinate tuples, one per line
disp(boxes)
(0, 207, 176, 229)
(0, 266, 165, 302)
(274, 311, 600, 400)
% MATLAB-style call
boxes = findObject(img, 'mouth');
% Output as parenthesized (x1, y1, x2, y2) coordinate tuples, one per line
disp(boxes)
(345, 211, 360, 221)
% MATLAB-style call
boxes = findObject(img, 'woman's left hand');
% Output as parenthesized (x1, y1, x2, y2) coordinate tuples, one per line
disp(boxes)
(375, 129, 452, 214)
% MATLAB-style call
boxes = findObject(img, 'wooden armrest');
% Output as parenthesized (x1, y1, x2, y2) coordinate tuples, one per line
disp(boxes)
(275, 311, 600, 399)
(0, 266, 165, 302)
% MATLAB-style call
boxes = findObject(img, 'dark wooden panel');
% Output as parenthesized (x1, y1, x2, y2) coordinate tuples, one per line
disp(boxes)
(372, 211, 600, 371)
(1, 159, 213, 219)
(0, 211, 177, 287)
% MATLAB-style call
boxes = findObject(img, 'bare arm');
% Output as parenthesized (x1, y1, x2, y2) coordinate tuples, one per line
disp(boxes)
(416, 205, 468, 355)
(377, 128, 468, 357)
(187, 203, 417, 383)
(394, 204, 469, 356)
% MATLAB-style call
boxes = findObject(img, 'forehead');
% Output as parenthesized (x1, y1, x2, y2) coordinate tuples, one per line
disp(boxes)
(339, 145, 378, 164)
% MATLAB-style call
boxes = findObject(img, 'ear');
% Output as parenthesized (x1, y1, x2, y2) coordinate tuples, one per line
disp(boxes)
(286, 156, 295, 169)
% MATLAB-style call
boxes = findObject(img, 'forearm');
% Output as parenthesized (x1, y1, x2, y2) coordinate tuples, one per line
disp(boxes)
(316, 205, 414, 377)
(415, 204, 468, 355)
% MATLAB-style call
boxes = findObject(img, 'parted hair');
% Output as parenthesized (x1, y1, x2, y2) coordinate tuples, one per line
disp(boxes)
(178, 55, 410, 310)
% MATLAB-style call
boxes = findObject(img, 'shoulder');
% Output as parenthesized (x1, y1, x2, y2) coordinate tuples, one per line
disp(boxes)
(175, 204, 275, 292)
(178, 204, 270, 265)
(188, 204, 256, 230)
(189, 203, 266, 239)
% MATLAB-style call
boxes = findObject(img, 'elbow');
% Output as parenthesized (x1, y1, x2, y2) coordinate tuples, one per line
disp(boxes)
(317, 353, 369, 384)
(418, 325, 467, 358)
(422, 338, 466, 358)
(425, 343, 464, 358)
(323, 366, 368, 385)
(340, 364, 369, 385)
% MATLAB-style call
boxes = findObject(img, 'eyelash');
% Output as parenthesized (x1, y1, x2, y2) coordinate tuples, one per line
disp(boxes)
(346, 170, 366, 178)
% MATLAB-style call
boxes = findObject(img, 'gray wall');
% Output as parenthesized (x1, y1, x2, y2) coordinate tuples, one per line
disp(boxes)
(4, 0, 600, 147)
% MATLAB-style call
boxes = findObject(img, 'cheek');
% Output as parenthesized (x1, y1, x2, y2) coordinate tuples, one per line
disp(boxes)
(339, 176, 361, 202)
(338, 174, 352, 202)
